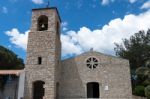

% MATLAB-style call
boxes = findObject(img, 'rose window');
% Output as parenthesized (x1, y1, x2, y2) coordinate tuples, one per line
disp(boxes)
(86, 57, 98, 69)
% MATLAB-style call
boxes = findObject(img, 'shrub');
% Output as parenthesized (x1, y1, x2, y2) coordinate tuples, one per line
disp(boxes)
(134, 86, 145, 97)
(145, 85, 150, 99)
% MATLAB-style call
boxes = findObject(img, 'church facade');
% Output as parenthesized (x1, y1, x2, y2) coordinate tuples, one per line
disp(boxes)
(23, 7, 133, 99)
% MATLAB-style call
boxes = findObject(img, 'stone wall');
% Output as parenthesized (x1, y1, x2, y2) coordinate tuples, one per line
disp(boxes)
(24, 8, 61, 99)
(60, 51, 132, 99)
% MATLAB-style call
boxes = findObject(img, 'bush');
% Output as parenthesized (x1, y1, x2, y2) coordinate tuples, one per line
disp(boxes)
(145, 85, 150, 99)
(134, 86, 145, 97)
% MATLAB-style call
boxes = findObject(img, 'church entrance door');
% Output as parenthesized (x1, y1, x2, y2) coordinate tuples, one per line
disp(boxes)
(33, 81, 45, 99)
(87, 82, 99, 98)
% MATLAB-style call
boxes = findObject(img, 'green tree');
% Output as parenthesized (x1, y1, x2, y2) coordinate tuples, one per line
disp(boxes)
(135, 60, 150, 98)
(145, 85, 150, 99)
(115, 30, 150, 70)
(136, 65, 150, 86)
(0, 45, 24, 69)
(114, 29, 150, 97)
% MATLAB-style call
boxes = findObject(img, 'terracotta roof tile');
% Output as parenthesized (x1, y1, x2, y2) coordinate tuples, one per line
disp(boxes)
(0, 70, 24, 75)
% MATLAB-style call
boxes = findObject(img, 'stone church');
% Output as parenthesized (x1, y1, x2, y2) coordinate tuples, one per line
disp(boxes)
(23, 7, 132, 99)
(0, 7, 133, 99)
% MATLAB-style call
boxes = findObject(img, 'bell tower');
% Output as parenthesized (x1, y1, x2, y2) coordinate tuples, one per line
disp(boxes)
(24, 7, 61, 99)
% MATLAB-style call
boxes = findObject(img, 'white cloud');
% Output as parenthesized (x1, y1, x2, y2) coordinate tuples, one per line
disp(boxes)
(101, 0, 110, 5)
(61, 33, 83, 56)
(141, 0, 150, 9)
(5, 28, 29, 50)
(101, 0, 138, 6)
(61, 22, 68, 32)
(129, 0, 137, 3)
(32, 0, 44, 4)
(62, 27, 68, 31)
(6, 10, 150, 58)
(61, 9, 150, 56)
(2, 7, 8, 14)
(101, 0, 115, 6)
(61, 22, 68, 27)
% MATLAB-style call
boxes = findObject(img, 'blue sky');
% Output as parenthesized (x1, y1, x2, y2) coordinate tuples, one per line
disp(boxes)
(0, 0, 150, 60)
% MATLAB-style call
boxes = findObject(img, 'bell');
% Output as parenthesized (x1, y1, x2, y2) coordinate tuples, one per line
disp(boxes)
(41, 24, 45, 28)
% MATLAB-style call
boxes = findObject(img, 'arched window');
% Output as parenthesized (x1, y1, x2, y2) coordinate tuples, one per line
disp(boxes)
(37, 15, 48, 31)
(87, 82, 99, 98)
(33, 80, 45, 99)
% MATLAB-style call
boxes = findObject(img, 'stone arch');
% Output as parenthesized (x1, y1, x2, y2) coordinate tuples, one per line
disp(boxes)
(87, 82, 99, 98)
(37, 15, 48, 31)
(33, 80, 45, 99)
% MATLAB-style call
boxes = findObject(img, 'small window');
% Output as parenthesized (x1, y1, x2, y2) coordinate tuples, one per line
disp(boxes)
(38, 57, 42, 65)
(57, 22, 59, 34)
(56, 22, 60, 40)
(37, 15, 48, 31)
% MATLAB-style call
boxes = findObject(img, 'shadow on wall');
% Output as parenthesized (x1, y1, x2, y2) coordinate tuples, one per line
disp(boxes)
(0, 75, 19, 99)
(60, 58, 86, 98)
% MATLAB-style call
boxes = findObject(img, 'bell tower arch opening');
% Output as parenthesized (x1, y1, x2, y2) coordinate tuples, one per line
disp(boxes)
(37, 15, 48, 31)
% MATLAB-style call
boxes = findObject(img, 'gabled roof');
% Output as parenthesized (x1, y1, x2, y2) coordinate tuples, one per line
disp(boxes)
(62, 50, 128, 61)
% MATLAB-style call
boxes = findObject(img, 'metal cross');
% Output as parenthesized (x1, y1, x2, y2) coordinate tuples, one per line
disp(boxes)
(46, 0, 50, 8)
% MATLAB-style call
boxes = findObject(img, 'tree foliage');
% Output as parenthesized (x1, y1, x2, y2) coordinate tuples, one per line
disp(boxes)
(145, 85, 150, 98)
(114, 29, 150, 97)
(134, 86, 145, 97)
(115, 29, 150, 70)
(0, 45, 24, 69)
(136, 66, 150, 80)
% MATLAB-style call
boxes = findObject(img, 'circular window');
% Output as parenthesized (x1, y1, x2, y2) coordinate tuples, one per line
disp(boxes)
(86, 57, 98, 69)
